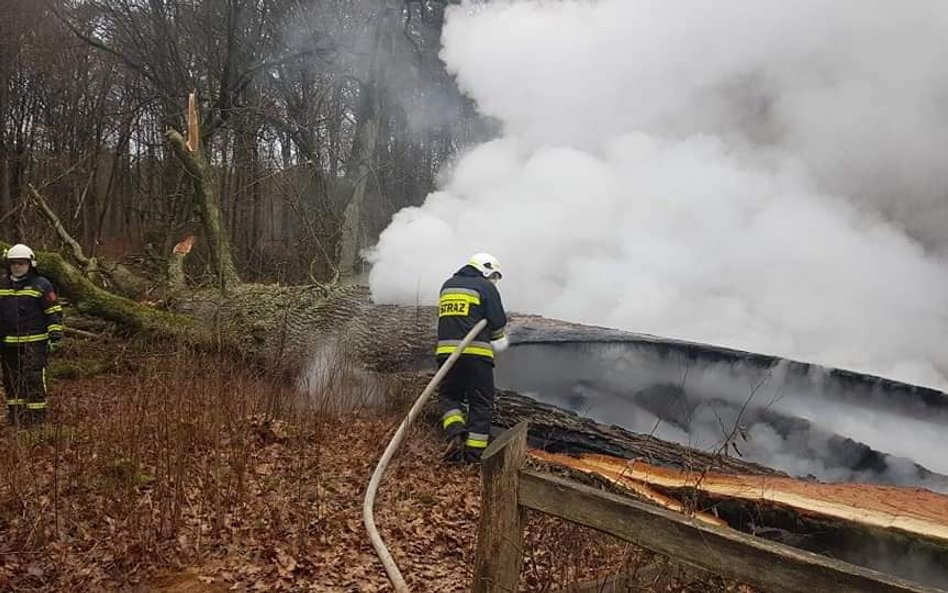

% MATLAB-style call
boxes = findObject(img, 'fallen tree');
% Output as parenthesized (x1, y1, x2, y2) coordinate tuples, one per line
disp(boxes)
(13, 92, 948, 591)
(27, 184, 149, 299)
(18, 238, 948, 589)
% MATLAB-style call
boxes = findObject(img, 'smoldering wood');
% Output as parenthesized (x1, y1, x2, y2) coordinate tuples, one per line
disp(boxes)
(519, 471, 944, 593)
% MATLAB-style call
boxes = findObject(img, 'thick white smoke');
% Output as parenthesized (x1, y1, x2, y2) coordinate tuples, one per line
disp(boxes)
(367, 0, 948, 390)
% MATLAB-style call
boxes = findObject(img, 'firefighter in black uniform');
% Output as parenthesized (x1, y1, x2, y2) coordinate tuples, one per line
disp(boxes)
(437, 252, 508, 463)
(0, 244, 63, 425)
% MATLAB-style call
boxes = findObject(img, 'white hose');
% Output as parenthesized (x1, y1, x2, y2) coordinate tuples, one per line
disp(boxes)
(363, 319, 489, 592)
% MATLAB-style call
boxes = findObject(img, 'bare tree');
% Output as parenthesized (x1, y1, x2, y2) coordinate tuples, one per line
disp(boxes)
(3, 0, 482, 286)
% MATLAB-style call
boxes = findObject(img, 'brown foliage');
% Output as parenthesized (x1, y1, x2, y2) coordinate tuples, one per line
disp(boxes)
(0, 336, 746, 592)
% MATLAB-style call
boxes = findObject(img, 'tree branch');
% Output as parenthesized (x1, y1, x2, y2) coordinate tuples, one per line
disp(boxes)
(27, 184, 91, 268)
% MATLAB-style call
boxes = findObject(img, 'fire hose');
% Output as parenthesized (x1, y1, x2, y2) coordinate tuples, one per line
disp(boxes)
(363, 318, 488, 593)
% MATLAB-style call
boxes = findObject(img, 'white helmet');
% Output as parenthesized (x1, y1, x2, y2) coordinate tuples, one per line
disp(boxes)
(468, 252, 502, 280)
(5, 244, 36, 267)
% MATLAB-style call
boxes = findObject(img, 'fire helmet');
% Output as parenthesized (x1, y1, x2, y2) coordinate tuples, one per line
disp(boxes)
(5, 244, 36, 267)
(468, 252, 502, 280)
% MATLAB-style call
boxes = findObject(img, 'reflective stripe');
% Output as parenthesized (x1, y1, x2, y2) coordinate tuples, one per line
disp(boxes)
(466, 433, 489, 449)
(443, 414, 465, 429)
(439, 287, 481, 302)
(44, 305, 63, 314)
(436, 340, 494, 359)
(47, 324, 64, 332)
(6, 399, 25, 406)
(490, 328, 506, 340)
(25, 402, 46, 410)
(0, 288, 42, 298)
(4, 333, 49, 344)
(442, 408, 465, 429)
(437, 339, 493, 349)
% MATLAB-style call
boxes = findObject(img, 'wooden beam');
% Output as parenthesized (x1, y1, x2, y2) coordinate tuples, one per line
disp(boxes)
(519, 471, 945, 593)
(472, 422, 528, 593)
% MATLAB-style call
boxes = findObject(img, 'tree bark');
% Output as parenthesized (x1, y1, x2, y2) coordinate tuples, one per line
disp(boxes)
(165, 127, 241, 291)
(0, 16, 11, 237)
(0, 157, 11, 236)
(338, 1, 398, 280)
(158, 90, 241, 291)
(338, 83, 382, 280)
(18, 245, 202, 341)
(29, 183, 148, 299)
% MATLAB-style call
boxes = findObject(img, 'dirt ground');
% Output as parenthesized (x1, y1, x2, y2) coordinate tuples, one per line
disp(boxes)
(0, 336, 746, 592)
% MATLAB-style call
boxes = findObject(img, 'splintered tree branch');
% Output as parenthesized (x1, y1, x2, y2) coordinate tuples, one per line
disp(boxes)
(0, 241, 200, 340)
(28, 183, 92, 269)
(28, 183, 147, 298)
(167, 234, 196, 290)
(166, 92, 241, 291)
(186, 91, 200, 153)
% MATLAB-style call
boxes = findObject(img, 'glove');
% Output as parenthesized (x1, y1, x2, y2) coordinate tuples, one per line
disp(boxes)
(48, 333, 63, 353)
(491, 335, 509, 353)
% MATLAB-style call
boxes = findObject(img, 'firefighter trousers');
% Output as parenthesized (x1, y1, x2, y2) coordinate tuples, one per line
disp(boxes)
(3, 342, 48, 426)
(437, 356, 495, 457)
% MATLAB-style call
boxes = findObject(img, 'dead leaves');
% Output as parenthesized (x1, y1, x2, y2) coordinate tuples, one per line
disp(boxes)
(273, 547, 297, 579)
(0, 347, 757, 592)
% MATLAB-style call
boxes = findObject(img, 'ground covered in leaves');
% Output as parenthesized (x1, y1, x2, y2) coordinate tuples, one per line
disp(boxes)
(0, 335, 750, 592)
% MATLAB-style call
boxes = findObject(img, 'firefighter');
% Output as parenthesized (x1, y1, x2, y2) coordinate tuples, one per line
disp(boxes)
(0, 244, 63, 426)
(436, 252, 509, 463)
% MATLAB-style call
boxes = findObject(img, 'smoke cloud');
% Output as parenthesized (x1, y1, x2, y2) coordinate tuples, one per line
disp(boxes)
(366, 0, 948, 390)
(497, 342, 948, 491)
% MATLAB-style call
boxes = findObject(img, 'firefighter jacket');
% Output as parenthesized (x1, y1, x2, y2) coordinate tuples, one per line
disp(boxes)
(436, 265, 507, 364)
(0, 269, 64, 346)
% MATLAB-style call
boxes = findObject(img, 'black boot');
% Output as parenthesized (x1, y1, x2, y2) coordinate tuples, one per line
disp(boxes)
(441, 421, 467, 463)
(462, 445, 485, 464)
(442, 434, 465, 463)
(25, 408, 46, 426)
